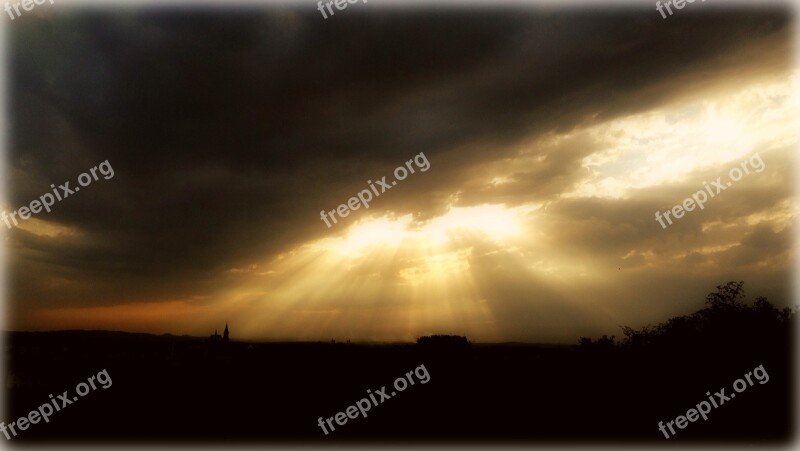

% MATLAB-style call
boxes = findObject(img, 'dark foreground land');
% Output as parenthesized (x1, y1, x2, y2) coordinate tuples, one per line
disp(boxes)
(2, 284, 795, 445)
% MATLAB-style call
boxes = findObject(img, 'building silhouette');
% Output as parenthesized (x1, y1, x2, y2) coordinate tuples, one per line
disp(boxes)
(208, 323, 230, 343)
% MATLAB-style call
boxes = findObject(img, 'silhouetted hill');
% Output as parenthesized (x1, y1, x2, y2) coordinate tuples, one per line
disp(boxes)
(3, 282, 793, 444)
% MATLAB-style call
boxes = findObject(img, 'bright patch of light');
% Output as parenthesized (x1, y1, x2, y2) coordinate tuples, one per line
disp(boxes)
(312, 204, 525, 257)
(14, 218, 80, 238)
(421, 204, 523, 245)
(566, 72, 799, 199)
(326, 215, 413, 256)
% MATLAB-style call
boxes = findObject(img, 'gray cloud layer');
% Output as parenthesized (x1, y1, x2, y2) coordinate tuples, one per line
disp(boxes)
(7, 4, 794, 339)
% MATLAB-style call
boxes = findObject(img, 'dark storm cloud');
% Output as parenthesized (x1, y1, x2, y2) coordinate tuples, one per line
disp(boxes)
(8, 3, 792, 309)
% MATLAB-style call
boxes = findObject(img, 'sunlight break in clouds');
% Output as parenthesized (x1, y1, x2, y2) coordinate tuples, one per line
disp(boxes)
(218, 204, 531, 342)
(568, 72, 799, 199)
(9, 7, 794, 344)
(211, 68, 796, 343)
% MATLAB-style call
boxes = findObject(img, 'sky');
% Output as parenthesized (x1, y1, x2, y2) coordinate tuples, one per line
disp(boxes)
(4, 2, 797, 343)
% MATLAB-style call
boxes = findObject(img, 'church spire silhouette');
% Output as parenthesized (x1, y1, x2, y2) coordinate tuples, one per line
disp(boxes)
(223, 323, 229, 343)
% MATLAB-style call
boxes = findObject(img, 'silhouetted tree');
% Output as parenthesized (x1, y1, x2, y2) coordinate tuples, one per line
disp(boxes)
(417, 335, 471, 348)
(617, 281, 794, 351)
(704, 281, 746, 311)
(578, 335, 616, 350)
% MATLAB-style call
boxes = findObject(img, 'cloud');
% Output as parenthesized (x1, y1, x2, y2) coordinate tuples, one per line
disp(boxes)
(6, 4, 795, 341)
